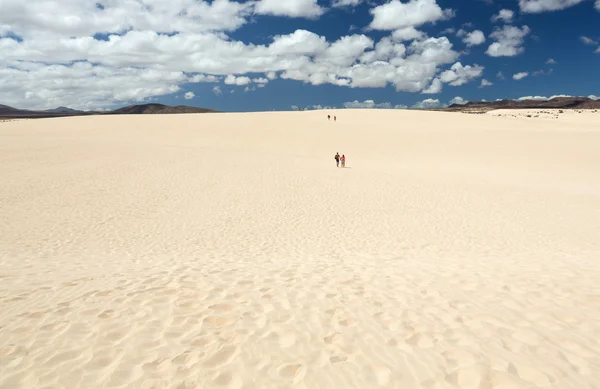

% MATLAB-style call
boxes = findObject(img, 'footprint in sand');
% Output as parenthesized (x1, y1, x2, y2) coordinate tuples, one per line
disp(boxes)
(172, 351, 200, 367)
(210, 372, 242, 389)
(508, 363, 553, 387)
(203, 345, 240, 369)
(265, 330, 296, 348)
(98, 310, 116, 319)
(324, 333, 343, 345)
(442, 349, 478, 369)
(278, 363, 306, 384)
(444, 364, 489, 389)
(363, 365, 392, 386)
(406, 332, 435, 349)
(208, 303, 235, 312)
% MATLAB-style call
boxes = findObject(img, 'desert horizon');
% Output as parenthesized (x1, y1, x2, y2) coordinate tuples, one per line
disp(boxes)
(1, 109, 599, 388)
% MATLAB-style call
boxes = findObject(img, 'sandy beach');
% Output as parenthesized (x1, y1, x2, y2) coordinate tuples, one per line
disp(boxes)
(1, 109, 599, 389)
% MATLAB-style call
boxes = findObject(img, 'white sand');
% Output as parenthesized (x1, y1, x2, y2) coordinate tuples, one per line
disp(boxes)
(1, 109, 600, 389)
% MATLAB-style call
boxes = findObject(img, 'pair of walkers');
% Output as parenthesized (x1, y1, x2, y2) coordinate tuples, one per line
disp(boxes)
(334, 152, 346, 168)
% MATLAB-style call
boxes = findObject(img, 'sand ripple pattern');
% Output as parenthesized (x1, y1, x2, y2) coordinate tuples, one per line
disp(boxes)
(1, 111, 600, 388)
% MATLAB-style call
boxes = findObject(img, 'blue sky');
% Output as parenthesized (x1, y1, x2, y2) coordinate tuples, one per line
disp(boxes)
(0, 0, 598, 111)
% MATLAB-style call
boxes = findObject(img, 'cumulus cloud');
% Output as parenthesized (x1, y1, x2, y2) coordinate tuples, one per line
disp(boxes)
(184, 91, 195, 100)
(391, 27, 427, 41)
(517, 94, 571, 100)
(439, 62, 484, 86)
(332, 0, 362, 7)
(497, 71, 505, 79)
(492, 9, 515, 23)
(589, 95, 600, 100)
(449, 96, 468, 105)
(546, 58, 557, 64)
(422, 78, 443, 94)
(486, 25, 531, 57)
(369, 0, 453, 30)
(212, 86, 223, 96)
(463, 30, 486, 46)
(479, 79, 493, 87)
(413, 98, 441, 108)
(596, 0, 600, 11)
(254, 0, 324, 18)
(343, 100, 407, 109)
(0, 0, 485, 109)
(519, 0, 585, 13)
(513, 72, 529, 80)
(224, 75, 252, 86)
(580, 36, 599, 45)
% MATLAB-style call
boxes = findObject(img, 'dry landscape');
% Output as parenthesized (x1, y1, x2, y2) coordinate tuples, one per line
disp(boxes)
(1, 109, 599, 389)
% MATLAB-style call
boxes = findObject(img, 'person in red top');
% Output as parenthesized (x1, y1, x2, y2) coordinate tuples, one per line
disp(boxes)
(341, 154, 346, 168)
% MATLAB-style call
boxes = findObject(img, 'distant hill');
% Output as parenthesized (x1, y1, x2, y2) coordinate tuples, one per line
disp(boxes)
(110, 104, 218, 115)
(45, 106, 85, 114)
(439, 96, 600, 113)
(0, 103, 219, 119)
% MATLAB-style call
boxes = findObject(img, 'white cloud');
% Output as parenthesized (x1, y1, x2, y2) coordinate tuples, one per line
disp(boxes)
(546, 58, 557, 64)
(519, 0, 585, 13)
(391, 27, 427, 41)
(189, 74, 220, 83)
(332, 0, 362, 7)
(589, 95, 599, 100)
(269, 29, 329, 55)
(184, 91, 195, 100)
(412, 98, 441, 108)
(0, 0, 253, 39)
(369, 0, 453, 30)
(497, 71, 505, 79)
(596, 0, 600, 11)
(486, 25, 530, 57)
(212, 86, 223, 96)
(343, 100, 406, 109)
(254, 0, 324, 18)
(513, 72, 529, 80)
(0, 62, 185, 110)
(449, 96, 468, 105)
(439, 62, 484, 86)
(224, 75, 252, 86)
(479, 79, 493, 87)
(492, 9, 515, 23)
(463, 30, 486, 46)
(580, 36, 599, 45)
(422, 78, 443, 94)
(0, 0, 484, 109)
(517, 94, 571, 100)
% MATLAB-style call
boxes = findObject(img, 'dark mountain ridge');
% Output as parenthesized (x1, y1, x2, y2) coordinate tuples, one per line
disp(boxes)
(442, 96, 600, 112)
(0, 103, 219, 119)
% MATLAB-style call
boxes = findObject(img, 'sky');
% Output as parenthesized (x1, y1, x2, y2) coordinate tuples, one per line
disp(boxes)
(0, 0, 599, 112)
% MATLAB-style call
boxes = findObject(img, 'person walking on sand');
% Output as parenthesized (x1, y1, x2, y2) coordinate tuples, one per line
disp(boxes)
(334, 152, 340, 167)
(334, 115, 337, 122)
(328, 114, 331, 121)
(341, 154, 346, 168)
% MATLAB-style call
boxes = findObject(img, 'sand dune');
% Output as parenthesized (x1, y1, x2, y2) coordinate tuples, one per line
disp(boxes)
(1, 110, 599, 389)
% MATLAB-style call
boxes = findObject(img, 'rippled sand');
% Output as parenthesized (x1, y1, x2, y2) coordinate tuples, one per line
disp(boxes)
(1, 109, 599, 389)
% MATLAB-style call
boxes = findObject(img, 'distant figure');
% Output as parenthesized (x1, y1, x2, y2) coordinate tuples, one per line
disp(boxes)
(341, 154, 346, 168)
(328, 115, 331, 121)
(334, 116, 337, 122)
(334, 152, 340, 167)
